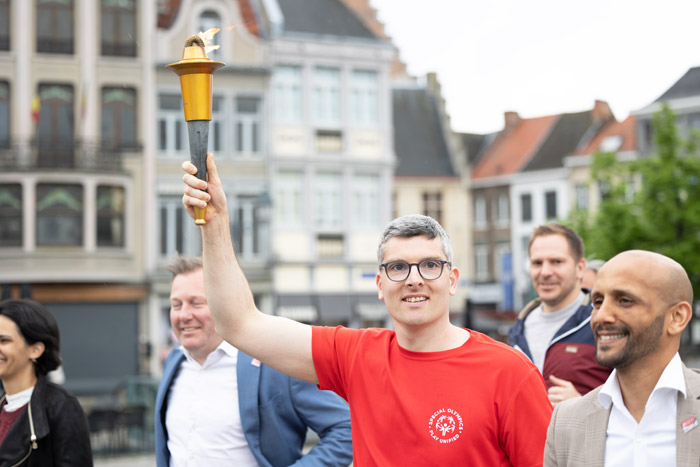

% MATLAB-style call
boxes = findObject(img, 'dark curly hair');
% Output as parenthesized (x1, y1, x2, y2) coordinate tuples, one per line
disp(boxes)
(0, 299, 62, 376)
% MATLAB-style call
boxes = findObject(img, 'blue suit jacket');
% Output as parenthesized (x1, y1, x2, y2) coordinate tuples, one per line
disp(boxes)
(154, 347, 353, 467)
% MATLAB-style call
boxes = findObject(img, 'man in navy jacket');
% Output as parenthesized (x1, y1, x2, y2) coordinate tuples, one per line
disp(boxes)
(509, 224, 610, 405)
(155, 256, 352, 467)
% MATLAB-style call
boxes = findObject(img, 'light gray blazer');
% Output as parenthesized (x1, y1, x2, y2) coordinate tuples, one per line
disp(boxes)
(544, 364, 700, 466)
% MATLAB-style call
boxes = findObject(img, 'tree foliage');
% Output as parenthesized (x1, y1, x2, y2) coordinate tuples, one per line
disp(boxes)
(568, 103, 700, 299)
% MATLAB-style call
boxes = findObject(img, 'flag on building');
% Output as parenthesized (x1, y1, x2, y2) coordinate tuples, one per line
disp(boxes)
(31, 94, 41, 124)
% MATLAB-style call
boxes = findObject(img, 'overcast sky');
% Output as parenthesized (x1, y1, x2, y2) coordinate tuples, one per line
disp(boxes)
(369, 0, 700, 134)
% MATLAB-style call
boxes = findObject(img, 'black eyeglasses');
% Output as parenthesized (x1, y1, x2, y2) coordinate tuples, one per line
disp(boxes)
(380, 259, 451, 282)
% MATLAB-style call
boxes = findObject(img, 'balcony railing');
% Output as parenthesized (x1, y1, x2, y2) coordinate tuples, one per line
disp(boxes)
(37, 38, 73, 55)
(101, 42, 137, 57)
(0, 139, 141, 172)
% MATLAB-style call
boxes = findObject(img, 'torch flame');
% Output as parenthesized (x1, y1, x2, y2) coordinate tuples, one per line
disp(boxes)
(197, 28, 221, 55)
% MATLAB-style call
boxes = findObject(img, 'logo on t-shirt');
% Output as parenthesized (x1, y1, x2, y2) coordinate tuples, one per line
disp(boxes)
(428, 408, 463, 444)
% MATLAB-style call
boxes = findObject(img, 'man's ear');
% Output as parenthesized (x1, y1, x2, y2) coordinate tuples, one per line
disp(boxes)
(376, 273, 384, 300)
(668, 301, 692, 336)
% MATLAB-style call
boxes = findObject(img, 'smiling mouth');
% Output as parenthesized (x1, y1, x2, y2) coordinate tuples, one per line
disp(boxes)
(403, 297, 427, 303)
(181, 327, 200, 332)
(598, 334, 625, 342)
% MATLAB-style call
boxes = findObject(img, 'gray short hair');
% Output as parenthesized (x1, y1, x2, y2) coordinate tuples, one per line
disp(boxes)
(166, 255, 203, 278)
(586, 259, 606, 272)
(377, 214, 453, 265)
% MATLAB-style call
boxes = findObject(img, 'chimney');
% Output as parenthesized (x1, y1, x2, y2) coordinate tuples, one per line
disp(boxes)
(592, 100, 614, 123)
(504, 111, 521, 130)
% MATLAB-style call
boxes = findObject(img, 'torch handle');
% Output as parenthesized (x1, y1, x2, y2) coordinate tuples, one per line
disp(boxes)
(187, 120, 210, 225)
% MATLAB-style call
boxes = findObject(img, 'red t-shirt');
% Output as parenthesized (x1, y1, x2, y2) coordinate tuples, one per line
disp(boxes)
(312, 326, 553, 466)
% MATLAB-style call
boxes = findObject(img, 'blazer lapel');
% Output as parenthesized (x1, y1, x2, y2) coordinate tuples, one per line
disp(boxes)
(584, 402, 610, 467)
(156, 350, 186, 420)
(237, 351, 262, 451)
(676, 365, 700, 467)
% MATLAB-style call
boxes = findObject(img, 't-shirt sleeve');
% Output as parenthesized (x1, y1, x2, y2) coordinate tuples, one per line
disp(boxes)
(500, 367, 553, 467)
(312, 325, 353, 401)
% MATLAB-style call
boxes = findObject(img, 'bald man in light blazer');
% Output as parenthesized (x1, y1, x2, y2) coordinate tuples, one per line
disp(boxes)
(545, 250, 700, 467)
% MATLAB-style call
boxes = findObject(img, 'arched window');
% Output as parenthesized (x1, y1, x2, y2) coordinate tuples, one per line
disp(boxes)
(199, 10, 221, 59)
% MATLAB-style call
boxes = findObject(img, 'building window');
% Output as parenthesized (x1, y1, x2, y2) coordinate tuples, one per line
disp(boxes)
(158, 93, 185, 154)
(0, 0, 9, 51)
(520, 193, 532, 222)
(475, 244, 490, 281)
(37, 83, 74, 168)
(36, 183, 83, 246)
(423, 192, 442, 224)
(273, 65, 302, 122)
(210, 95, 223, 153)
(235, 96, 262, 155)
(600, 135, 622, 153)
(545, 191, 557, 220)
(494, 193, 509, 227)
(313, 67, 341, 126)
(599, 181, 611, 202)
(0, 81, 8, 148)
(232, 195, 261, 258)
(642, 120, 653, 151)
(315, 130, 342, 154)
(276, 171, 303, 227)
(37, 0, 74, 54)
(624, 177, 636, 203)
(314, 172, 342, 229)
(474, 196, 487, 229)
(101, 0, 136, 57)
(575, 183, 588, 211)
(351, 70, 378, 126)
(96, 185, 125, 247)
(317, 234, 344, 258)
(159, 196, 200, 257)
(353, 174, 380, 228)
(0, 184, 22, 247)
(199, 10, 221, 60)
(495, 242, 511, 280)
(689, 113, 700, 135)
(101, 87, 137, 150)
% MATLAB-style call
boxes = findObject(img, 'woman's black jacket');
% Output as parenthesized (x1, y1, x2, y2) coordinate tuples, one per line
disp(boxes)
(0, 375, 93, 466)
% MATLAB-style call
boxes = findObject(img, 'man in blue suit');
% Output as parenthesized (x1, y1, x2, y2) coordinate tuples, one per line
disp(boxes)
(155, 256, 353, 467)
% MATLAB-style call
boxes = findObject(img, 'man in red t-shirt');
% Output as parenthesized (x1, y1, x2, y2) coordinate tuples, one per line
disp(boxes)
(181, 154, 553, 465)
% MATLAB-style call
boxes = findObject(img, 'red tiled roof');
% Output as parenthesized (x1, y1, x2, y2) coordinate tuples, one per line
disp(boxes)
(237, 0, 261, 37)
(157, 0, 181, 29)
(471, 115, 559, 179)
(573, 115, 636, 155)
(158, 0, 261, 38)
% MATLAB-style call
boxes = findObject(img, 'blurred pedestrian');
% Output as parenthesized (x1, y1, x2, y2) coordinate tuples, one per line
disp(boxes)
(509, 224, 611, 406)
(545, 250, 700, 466)
(155, 256, 353, 467)
(0, 299, 92, 466)
(582, 259, 605, 290)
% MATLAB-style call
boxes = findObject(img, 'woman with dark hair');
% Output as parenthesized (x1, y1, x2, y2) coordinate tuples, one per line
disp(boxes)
(0, 299, 92, 466)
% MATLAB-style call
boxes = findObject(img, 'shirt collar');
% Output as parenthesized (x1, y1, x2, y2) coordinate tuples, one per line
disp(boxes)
(179, 340, 239, 367)
(599, 352, 686, 409)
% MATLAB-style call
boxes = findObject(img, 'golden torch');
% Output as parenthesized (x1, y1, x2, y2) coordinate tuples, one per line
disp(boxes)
(166, 31, 225, 224)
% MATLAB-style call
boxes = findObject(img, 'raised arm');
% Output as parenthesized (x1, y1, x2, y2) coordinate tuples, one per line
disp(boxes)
(182, 154, 318, 384)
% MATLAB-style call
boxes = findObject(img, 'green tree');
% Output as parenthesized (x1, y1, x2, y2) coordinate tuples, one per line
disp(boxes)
(568, 103, 700, 351)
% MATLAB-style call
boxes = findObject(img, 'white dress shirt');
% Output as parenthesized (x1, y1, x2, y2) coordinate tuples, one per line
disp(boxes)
(166, 342, 258, 467)
(599, 353, 686, 467)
